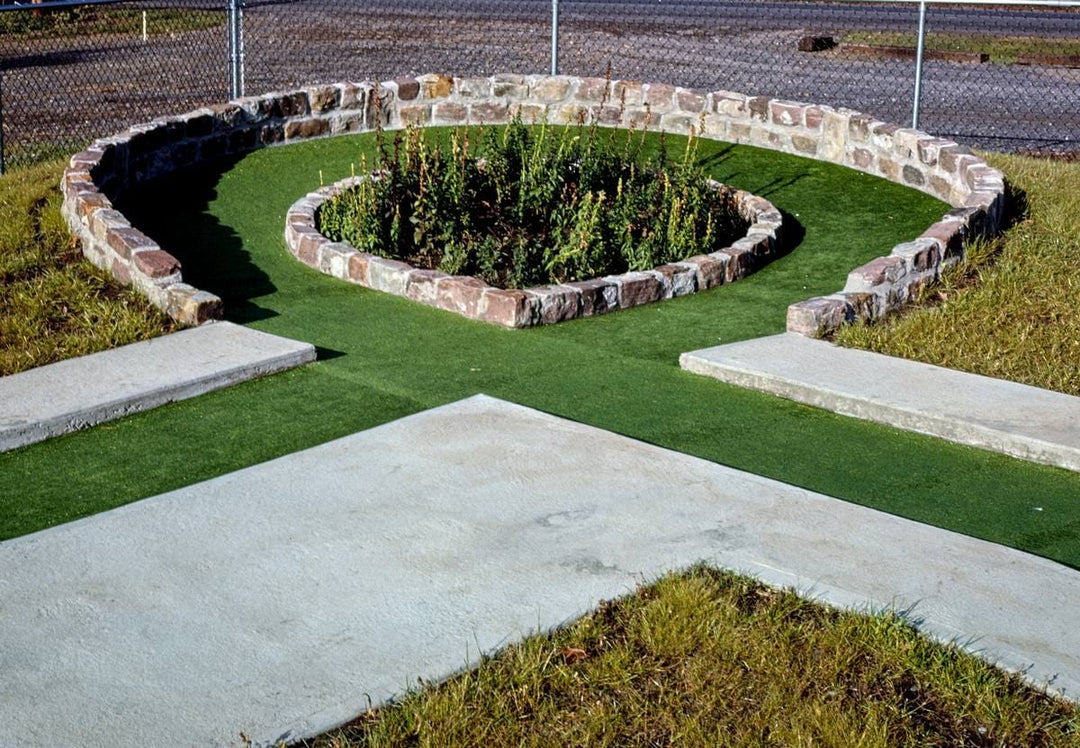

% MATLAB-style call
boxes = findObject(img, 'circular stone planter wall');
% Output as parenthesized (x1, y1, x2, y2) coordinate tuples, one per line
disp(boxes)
(285, 178, 782, 328)
(61, 73, 1006, 334)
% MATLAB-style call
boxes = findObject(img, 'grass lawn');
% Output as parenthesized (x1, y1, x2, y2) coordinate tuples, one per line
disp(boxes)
(307, 568, 1080, 747)
(836, 152, 1080, 397)
(3, 130, 1080, 574)
(0, 160, 172, 376)
(839, 30, 1080, 65)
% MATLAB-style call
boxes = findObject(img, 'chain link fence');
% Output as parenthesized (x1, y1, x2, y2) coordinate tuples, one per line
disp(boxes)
(1, 0, 1078, 171)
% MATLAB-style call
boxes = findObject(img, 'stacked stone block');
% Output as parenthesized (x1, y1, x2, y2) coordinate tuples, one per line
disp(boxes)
(61, 73, 1005, 333)
(285, 177, 782, 328)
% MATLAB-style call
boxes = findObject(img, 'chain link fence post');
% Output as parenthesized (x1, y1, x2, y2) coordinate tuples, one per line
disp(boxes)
(0, 74, 6, 175)
(227, 0, 243, 99)
(912, 0, 927, 129)
(550, 0, 559, 76)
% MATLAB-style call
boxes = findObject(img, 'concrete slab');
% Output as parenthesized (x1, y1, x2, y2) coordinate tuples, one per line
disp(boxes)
(681, 333, 1080, 473)
(0, 322, 316, 452)
(0, 395, 1077, 748)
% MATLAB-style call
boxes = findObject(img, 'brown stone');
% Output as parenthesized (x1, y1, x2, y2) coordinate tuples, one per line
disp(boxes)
(612, 80, 644, 106)
(848, 114, 871, 142)
(89, 209, 127, 242)
(804, 107, 824, 130)
(607, 272, 663, 308)
(274, 91, 310, 118)
(878, 156, 900, 181)
(398, 105, 431, 125)
(433, 102, 468, 123)
(530, 285, 582, 324)
(479, 289, 539, 328)
(902, 165, 926, 186)
(133, 249, 181, 278)
(728, 123, 751, 141)
(642, 83, 674, 110)
(564, 278, 618, 317)
(106, 227, 155, 260)
(284, 118, 329, 141)
(514, 103, 547, 123)
(938, 145, 974, 174)
(260, 123, 285, 145)
(712, 91, 748, 118)
(307, 84, 341, 113)
(348, 252, 371, 285)
(395, 78, 420, 101)
(676, 90, 707, 113)
(471, 101, 509, 123)
(493, 80, 528, 98)
(592, 106, 622, 126)
(166, 284, 224, 326)
(929, 174, 952, 200)
(770, 101, 804, 127)
(791, 135, 818, 154)
(436, 276, 489, 317)
(75, 189, 112, 219)
(296, 230, 324, 266)
(715, 246, 755, 281)
(679, 254, 728, 290)
(748, 96, 770, 121)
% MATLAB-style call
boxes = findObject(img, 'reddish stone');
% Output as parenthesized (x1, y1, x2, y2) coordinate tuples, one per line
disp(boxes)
(938, 145, 974, 174)
(76, 189, 112, 219)
(436, 276, 489, 317)
(564, 278, 618, 317)
(852, 148, 873, 169)
(714, 247, 754, 282)
(111, 258, 132, 285)
(348, 252, 371, 285)
(679, 255, 728, 289)
(480, 289, 539, 328)
(133, 249, 181, 278)
(804, 107, 824, 130)
(608, 272, 663, 308)
(295, 230, 325, 266)
(920, 220, 964, 259)
(105, 227, 155, 260)
(748, 96, 770, 121)
(846, 255, 907, 290)
(770, 101, 804, 126)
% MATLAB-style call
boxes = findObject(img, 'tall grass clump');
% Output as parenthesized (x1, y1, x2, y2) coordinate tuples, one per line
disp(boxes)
(317, 113, 746, 289)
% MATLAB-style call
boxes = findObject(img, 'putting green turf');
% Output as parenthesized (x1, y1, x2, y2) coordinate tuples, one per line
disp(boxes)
(4, 131, 1080, 569)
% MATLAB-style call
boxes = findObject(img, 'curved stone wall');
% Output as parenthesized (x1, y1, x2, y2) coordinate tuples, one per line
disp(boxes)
(61, 73, 1006, 332)
(285, 177, 782, 327)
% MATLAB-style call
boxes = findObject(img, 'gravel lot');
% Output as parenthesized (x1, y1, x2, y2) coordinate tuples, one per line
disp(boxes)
(1, 0, 1077, 168)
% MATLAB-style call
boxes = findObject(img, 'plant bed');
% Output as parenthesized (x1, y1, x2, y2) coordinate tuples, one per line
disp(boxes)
(286, 120, 783, 327)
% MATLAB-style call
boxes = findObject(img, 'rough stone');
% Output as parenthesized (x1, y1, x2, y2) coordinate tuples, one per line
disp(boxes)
(845, 255, 908, 292)
(606, 272, 663, 308)
(770, 100, 803, 127)
(479, 289, 539, 328)
(133, 249, 181, 279)
(419, 74, 454, 99)
(433, 102, 468, 123)
(786, 296, 852, 337)
(891, 238, 940, 273)
(347, 252, 371, 285)
(530, 285, 582, 324)
(564, 278, 618, 317)
(652, 264, 697, 297)
(403, 269, 447, 307)
(394, 78, 420, 101)
(435, 275, 489, 316)
(676, 89, 707, 113)
(678, 254, 728, 289)
(106, 227, 156, 260)
(530, 77, 571, 102)
(471, 101, 509, 123)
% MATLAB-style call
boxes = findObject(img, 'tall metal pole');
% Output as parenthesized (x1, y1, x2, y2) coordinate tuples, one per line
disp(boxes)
(227, 0, 240, 99)
(550, 0, 559, 76)
(911, 0, 927, 129)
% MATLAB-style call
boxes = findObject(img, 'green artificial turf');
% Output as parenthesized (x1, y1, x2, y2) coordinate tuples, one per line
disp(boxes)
(3, 130, 1079, 570)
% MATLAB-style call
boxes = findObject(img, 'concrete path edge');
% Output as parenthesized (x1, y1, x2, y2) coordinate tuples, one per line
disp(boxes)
(0, 322, 316, 453)
(680, 333, 1080, 473)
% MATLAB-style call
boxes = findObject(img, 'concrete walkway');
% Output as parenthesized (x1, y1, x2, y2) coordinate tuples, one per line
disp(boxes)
(0, 322, 315, 452)
(681, 333, 1080, 473)
(0, 395, 1076, 747)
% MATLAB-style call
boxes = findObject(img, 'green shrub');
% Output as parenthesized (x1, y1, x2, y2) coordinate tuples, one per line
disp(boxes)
(317, 115, 747, 289)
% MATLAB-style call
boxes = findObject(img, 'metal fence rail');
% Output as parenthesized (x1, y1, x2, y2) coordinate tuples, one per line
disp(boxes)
(0, 0, 1078, 172)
